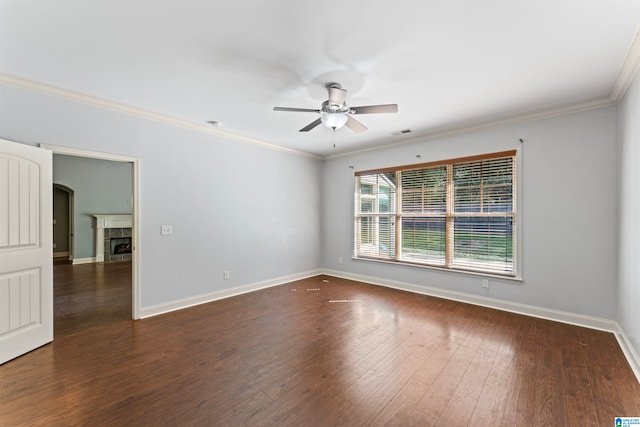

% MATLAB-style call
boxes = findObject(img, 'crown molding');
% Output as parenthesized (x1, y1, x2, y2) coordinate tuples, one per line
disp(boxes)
(327, 26, 640, 159)
(325, 96, 615, 160)
(611, 26, 640, 102)
(0, 73, 320, 160)
(3, 45, 638, 162)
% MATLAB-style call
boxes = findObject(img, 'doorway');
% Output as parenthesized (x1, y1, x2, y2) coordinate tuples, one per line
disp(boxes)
(43, 144, 140, 335)
(53, 184, 74, 261)
(52, 154, 134, 337)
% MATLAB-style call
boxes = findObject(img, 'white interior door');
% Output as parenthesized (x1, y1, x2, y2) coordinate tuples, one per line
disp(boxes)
(0, 139, 53, 364)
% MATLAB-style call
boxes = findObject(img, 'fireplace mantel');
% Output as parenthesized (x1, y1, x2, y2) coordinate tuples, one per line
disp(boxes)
(94, 214, 132, 262)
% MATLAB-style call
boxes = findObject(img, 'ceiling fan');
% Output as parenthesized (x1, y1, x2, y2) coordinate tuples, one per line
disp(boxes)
(273, 83, 398, 133)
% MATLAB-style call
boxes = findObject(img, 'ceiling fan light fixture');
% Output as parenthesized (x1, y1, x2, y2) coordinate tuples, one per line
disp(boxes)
(321, 112, 348, 130)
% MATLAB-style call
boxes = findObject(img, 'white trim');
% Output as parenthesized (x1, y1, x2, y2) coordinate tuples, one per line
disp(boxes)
(326, 98, 614, 160)
(139, 266, 618, 330)
(0, 72, 618, 161)
(352, 256, 523, 283)
(131, 159, 141, 320)
(3, 24, 640, 162)
(323, 269, 618, 332)
(138, 267, 638, 383)
(328, 23, 640, 161)
(72, 257, 96, 264)
(93, 214, 132, 263)
(139, 269, 322, 319)
(42, 143, 141, 320)
(611, 26, 640, 102)
(613, 324, 640, 384)
(0, 73, 320, 160)
(53, 252, 69, 258)
(328, 268, 640, 383)
(41, 143, 136, 163)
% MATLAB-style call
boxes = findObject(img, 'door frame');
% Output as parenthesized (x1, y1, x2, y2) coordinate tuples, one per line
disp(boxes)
(42, 144, 141, 320)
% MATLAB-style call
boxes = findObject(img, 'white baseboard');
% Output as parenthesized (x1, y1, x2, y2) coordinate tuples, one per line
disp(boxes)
(323, 269, 618, 332)
(322, 269, 640, 384)
(72, 257, 96, 264)
(139, 269, 323, 319)
(136, 267, 639, 384)
(613, 325, 640, 384)
(53, 251, 69, 258)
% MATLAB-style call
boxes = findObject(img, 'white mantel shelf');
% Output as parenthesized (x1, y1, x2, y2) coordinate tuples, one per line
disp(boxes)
(94, 214, 132, 262)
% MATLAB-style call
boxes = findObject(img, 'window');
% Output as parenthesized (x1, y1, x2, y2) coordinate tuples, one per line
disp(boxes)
(354, 150, 517, 276)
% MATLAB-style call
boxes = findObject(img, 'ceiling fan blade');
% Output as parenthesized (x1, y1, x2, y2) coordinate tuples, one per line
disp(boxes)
(350, 104, 398, 114)
(345, 116, 368, 133)
(299, 118, 323, 132)
(273, 107, 321, 113)
(328, 86, 347, 106)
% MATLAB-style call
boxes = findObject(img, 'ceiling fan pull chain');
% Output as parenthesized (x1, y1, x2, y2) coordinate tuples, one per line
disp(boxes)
(332, 127, 336, 151)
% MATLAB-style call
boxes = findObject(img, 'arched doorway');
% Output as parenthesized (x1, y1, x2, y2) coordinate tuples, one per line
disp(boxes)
(53, 183, 74, 262)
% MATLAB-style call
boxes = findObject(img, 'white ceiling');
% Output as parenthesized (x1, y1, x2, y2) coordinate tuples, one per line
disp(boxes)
(2, 0, 640, 157)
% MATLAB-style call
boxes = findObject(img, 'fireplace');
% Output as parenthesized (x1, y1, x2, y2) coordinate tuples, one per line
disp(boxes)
(110, 237, 132, 255)
(103, 226, 132, 262)
(94, 215, 132, 262)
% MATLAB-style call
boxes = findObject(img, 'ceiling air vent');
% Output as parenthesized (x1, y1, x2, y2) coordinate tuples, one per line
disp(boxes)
(392, 128, 413, 135)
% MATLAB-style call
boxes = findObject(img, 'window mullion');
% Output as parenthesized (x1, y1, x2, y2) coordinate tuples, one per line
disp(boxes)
(445, 164, 454, 268)
(395, 170, 401, 262)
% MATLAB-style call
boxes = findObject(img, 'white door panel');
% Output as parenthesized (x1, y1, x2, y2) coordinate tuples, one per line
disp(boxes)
(0, 139, 52, 364)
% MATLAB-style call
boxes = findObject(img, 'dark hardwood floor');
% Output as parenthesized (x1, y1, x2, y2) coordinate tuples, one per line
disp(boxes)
(53, 259, 132, 338)
(2, 274, 639, 426)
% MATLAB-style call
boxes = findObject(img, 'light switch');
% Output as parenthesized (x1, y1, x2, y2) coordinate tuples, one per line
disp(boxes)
(161, 225, 173, 235)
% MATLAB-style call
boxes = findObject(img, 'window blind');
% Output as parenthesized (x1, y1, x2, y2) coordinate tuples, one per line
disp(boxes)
(354, 150, 516, 276)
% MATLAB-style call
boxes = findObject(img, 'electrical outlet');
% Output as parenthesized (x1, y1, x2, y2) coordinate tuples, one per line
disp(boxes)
(338, 257, 343, 265)
(161, 225, 173, 235)
(482, 279, 489, 289)
(223, 271, 230, 280)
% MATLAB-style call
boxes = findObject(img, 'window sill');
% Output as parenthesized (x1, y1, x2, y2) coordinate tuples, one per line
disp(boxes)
(352, 256, 523, 284)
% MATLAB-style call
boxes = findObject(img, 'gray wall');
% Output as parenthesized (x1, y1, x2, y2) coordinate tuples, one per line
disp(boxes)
(322, 106, 619, 319)
(53, 154, 132, 259)
(0, 78, 627, 335)
(0, 83, 323, 308)
(618, 75, 640, 360)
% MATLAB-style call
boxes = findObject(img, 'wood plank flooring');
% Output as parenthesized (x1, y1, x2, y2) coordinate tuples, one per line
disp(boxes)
(53, 259, 132, 338)
(2, 274, 639, 426)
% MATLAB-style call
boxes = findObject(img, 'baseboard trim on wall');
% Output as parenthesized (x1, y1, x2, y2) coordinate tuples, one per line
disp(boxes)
(137, 268, 640, 384)
(139, 269, 323, 319)
(322, 269, 618, 332)
(72, 257, 96, 264)
(322, 269, 640, 383)
(614, 325, 640, 384)
(53, 252, 69, 258)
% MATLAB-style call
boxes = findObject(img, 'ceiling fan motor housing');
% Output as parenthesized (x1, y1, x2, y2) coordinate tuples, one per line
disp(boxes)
(321, 100, 350, 114)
